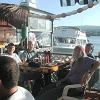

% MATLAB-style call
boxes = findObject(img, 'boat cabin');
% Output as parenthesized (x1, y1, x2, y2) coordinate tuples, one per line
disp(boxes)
(53, 26, 88, 54)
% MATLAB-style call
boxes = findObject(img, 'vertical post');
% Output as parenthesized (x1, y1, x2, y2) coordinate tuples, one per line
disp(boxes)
(25, 8, 29, 49)
(50, 19, 54, 47)
(0, 48, 3, 55)
(26, 26, 29, 49)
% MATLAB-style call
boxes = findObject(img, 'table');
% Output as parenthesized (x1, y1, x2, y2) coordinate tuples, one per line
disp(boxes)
(20, 64, 59, 73)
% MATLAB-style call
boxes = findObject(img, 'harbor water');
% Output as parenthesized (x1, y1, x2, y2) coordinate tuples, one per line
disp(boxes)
(88, 36, 100, 56)
(88, 36, 100, 90)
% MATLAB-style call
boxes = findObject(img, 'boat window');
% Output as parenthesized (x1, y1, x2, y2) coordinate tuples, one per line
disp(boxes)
(70, 38, 76, 44)
(65, 38, 76, 44)
(83, 40, 86, 45)
(77, 39, 87, 45)
(58, 37, 65, 43)
(81, 40, 86, 45)
(54, 37, 76, 44)
(77, 39, 81, 45)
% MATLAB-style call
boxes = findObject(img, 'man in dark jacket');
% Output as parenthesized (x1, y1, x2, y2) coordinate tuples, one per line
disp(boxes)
(85, 43, 94, 58)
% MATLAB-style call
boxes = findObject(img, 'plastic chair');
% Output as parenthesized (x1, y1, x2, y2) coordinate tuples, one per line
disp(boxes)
(58, 84, 85, 100)
(58, 61, 100, 100)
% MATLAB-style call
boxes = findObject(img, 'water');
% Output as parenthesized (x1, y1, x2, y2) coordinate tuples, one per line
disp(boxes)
(87, 36, 100, 90)
(87, 36, 100, 56)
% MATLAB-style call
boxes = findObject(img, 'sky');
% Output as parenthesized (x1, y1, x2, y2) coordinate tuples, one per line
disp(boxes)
(0, 0, 100, 26)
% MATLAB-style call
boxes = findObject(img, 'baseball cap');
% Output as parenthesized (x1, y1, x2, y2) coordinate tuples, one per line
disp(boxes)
(7, 43, 15, 47)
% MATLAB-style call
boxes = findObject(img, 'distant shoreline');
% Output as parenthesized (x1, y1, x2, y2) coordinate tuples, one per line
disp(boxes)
(87, 35, 100, 37)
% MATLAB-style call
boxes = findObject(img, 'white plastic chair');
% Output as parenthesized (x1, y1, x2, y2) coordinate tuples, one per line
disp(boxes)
(58, 84, 85, 100)
(58, 61, 100, 100)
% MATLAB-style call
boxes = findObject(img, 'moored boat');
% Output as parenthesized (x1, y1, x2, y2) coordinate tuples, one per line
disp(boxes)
(53, 26, 88, 54)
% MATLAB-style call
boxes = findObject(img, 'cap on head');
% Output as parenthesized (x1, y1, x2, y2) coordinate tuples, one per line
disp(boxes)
(7, 43, 15, 47)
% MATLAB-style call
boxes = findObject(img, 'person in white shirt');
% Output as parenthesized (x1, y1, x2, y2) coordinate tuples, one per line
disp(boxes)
(2, 43, 22, 64)
(0, 56, 35, 100)
(28, 32, 39, 49)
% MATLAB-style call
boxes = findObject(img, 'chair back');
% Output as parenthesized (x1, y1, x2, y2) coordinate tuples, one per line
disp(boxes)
(58, 61, 100, 100)
(80, 61, 100, 89)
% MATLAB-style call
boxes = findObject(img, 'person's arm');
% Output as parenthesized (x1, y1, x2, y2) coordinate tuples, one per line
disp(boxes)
(89, 60, 100, 74)
(15, 54, 22, 64)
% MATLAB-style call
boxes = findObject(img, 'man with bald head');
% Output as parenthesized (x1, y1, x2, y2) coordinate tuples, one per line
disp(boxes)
(20, 40, 38, 62)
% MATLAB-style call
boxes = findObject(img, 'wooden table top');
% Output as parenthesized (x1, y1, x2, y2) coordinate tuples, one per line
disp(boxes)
(19, 61, 70, 73)
(19, 64, 59, 73)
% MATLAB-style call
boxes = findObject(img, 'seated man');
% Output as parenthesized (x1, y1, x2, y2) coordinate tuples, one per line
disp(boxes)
(85, 43, 99, 89)
(19, 40, 38, 63)
(85, 43, 94, 59)
(0, 56, 35, 100)
(35, 45, 99, 100)
(19, 40, 42, 97)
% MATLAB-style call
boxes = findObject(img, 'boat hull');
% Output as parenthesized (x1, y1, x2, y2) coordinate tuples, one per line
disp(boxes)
(52, 46, 74, 54)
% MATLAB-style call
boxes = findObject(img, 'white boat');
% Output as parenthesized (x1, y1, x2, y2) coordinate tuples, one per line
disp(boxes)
(52, 26, 88, 54)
